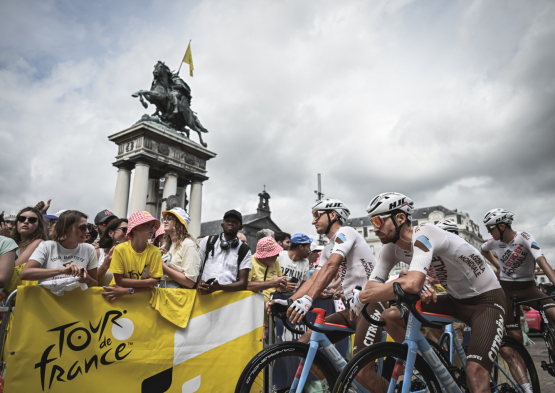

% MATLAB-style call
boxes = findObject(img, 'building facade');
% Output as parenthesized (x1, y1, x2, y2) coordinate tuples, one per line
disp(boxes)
(344, 205, 485, 277)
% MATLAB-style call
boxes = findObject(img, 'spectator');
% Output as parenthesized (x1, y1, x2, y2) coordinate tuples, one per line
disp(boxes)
(275, 231, 292, 251)
(96, 218, 128, 286)
(197, 210, 252, 295)
(94, 209, 118, 239)
(10, 207, 48, 266)
(21, 210, 99, 287)
(256, 228, 274, 242)
(102, 211, 163, 301)
(247, 237, 287, 302)
(84, 223, 98, 244)
(237, 232, 248, 245)
(279, 233, 312, 293)
(160, 208, 201, 289)
(308, 242, 323, 279)
(152, 227, 166, 248)
(5, 221, 15, 232)
(43, 210, 67, 240)
(0, 236, 17, 288)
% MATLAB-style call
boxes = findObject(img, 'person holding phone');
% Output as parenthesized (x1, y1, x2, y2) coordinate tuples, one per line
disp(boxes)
(102, 211, 163, 301)
(21, 210, 99, 287)
(278, 233, 312, 293)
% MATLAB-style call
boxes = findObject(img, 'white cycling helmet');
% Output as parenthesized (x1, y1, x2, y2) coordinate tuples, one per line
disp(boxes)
(366, 192, 414, 220)
(436, 219, 459, 233)
(483, 209, 514, 226)
(311, 198, 350, 223)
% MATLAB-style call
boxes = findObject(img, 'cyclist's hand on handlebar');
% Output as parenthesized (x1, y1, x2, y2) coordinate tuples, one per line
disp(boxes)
(349, 288, 364, 321)
(266, 299, 288, 315)
(287, 295, 313, 324)
(419, 283, 437, 304)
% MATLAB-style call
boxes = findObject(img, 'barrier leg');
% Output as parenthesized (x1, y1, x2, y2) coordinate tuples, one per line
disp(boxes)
(0, 290, 17, 361)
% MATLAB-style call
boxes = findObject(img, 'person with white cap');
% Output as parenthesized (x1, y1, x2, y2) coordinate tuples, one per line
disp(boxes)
(43, 209, 68, 239)
(102, 211, 163, 301)
(160, 208, 201, 289)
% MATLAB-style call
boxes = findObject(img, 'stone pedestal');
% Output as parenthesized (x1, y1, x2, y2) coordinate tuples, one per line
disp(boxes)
(109, 121, 216, 229)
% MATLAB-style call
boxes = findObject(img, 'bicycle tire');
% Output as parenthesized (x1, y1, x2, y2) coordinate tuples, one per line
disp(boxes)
(494, 335, 541, 393)
(235, 342, 338, 393)
(332, 342, 442, 393)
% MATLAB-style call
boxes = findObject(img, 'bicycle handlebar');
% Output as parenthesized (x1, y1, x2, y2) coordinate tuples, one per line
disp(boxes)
(392, 282, 443, 329)
(270, 296, 306, 335)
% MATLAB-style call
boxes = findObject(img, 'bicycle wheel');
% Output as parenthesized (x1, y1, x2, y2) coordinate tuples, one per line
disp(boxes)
(493, 335, 541, 393)
(235, 342, 338, 393)
(332, 342, 442, 393)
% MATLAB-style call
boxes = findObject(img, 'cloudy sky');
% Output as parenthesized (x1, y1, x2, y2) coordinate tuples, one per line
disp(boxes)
(1, 0, 555, 262)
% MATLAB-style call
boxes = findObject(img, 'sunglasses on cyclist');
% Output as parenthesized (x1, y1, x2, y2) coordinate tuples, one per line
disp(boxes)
(370, 214, 392, 228)
(312, 211, 329, 220)
(17, 216, 38, 224)
(486, 225, 496, 233)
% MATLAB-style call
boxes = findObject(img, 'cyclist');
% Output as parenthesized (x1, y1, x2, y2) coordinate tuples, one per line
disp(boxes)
(481, 208, 555, 342)
(360, 192, 507, 393)
(436, 219, 459, 235)
(283, 198, 386, 391)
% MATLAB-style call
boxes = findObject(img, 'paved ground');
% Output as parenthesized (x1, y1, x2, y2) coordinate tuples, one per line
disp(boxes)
(526, 333, 555, 390)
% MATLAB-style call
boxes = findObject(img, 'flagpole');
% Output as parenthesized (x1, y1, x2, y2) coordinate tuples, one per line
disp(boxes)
(177, 40, 191, 75)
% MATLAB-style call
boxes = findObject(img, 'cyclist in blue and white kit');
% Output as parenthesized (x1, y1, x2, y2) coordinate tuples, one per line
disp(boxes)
(481, 208, 555, 342)
(357, 192, 507, 393)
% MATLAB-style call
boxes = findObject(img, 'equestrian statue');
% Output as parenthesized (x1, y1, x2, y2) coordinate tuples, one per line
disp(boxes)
(132, 61, 208, 147)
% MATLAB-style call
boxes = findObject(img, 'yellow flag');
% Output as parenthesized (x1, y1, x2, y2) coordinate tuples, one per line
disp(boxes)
(182, 42, 194, 77)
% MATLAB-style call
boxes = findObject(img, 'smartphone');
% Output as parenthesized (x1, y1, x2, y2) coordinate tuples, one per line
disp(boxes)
(80, 268, 85, 278)
(289, 277, 299, 284)
(206, 278, 216, 285)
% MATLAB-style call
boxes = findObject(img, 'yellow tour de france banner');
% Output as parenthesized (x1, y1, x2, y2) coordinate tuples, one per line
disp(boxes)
(3, 286, 263, 392)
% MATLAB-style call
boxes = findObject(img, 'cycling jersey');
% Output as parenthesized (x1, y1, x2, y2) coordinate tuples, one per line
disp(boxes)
(316, 226, 376, 300)
(481, 231, 544, 282)
(370, 224, 500, 299)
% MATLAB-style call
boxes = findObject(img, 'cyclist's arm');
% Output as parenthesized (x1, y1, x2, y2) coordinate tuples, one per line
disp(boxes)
(305, 253, 342, 300)
(536, 256, 555, 285)
(360, 271, 425, 303)
(481, 248, 501, 273)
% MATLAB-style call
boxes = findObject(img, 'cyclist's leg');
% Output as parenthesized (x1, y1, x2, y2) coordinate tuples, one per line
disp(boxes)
(350, 302, 388, 392)
(381, 306, 406, 343)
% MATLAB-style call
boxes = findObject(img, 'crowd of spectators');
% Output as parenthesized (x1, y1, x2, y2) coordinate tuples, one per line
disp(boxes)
(0, 201, 324, 311)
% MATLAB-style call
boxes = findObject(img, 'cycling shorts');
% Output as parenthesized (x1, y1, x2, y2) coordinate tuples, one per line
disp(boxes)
(421, 289, 506, 372)
(323, 302, 386, 355)
(501, 280, 555, 330)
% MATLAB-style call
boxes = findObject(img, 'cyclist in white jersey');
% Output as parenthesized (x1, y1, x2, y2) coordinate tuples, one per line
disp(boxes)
(357, 192, 506, 393)
(481, 208, 555, 340)
(279, 198, 385, 391)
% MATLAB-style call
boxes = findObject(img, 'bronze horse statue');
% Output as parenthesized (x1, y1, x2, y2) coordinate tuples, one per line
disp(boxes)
(132, 61, 208, 147)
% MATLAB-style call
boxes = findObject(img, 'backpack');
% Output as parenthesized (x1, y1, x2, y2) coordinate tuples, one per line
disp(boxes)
(195, 235, 250, 288)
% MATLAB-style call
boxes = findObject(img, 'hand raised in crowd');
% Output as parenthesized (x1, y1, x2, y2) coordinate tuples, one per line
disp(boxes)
(0, 222, 10, 237)
(271, 276, 287, 291)
(159, 246, 168, 255)
(102, 286, 129, 302)
(34, 199, 52, 214)
(92, 243, 100, 250)
(104, 246, 116, 265)
(63, 263, 83, 277)
(197, 279, 222, 295)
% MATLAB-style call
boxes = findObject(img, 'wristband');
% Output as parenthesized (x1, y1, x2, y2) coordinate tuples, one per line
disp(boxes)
(129, 287, 135, 295)
(87, 276, 93, 285)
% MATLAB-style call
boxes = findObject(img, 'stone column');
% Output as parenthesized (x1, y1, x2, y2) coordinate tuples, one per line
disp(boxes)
(113, 166, 132, 218)
(161, 172, 178, 213)
(188, 180, 203, 238)
(129, 161, 150, 215)
(177, 185, 187, 209)
(146, 178, 159, 218)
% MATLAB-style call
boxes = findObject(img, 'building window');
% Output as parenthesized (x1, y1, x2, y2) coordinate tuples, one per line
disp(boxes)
(457, 215, 462, 224)
(434, 221, 439, 224)
(363, 226, 368, 238)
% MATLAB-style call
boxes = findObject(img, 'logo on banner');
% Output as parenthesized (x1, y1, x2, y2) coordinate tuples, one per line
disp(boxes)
(35, 310, 134, 391)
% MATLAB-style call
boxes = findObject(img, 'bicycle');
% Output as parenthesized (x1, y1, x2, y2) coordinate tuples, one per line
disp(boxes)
(513, 293, 555, 377)
(332, 283, 541, 393)
(235, 295, 387, 393)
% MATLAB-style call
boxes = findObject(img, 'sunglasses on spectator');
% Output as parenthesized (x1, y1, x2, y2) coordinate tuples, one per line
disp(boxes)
(370, 214, 393, 228)
(77, 224, 88, 233)
(17, 216, 38, 224)
(118, 226, 128, 234)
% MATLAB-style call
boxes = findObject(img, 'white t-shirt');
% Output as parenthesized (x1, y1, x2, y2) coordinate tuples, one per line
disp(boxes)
(482, 231, 544, 282)
(316, 226, 377, 301)
(198, 236, 252, 285)
(30, 240, 99, 284)
(278, 250, 309, 291)
(370, 224, 500, 299)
